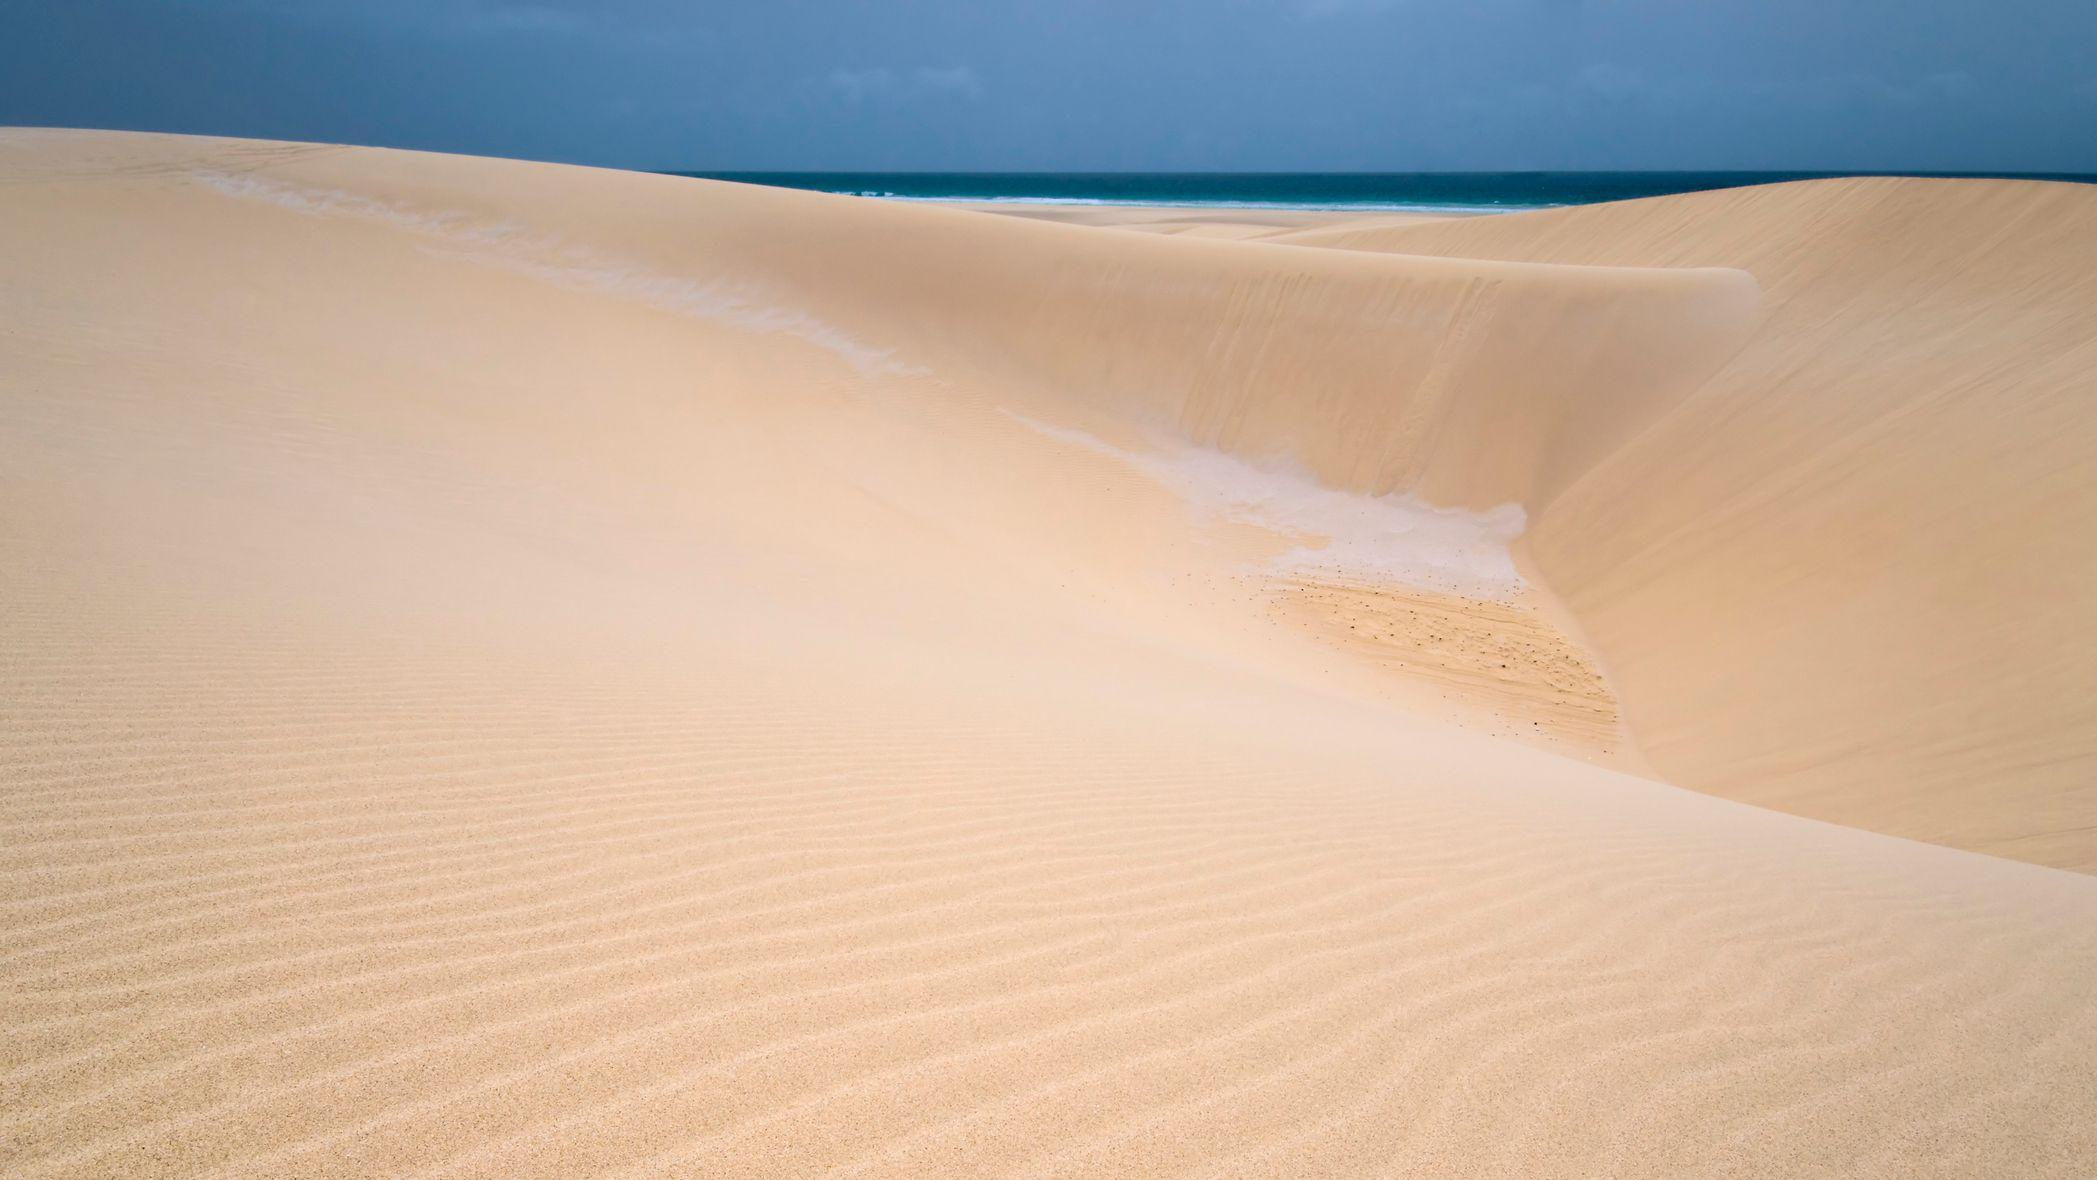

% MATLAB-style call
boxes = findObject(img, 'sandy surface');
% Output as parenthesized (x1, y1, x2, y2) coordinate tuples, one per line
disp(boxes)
(1268, 182, 2097, 869)
(4, 129, 2095, 1177)
(953, 202, 1455, 240)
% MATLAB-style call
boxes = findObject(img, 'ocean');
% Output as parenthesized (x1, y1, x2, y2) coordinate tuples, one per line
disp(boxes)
(668, 170, 2097, 214)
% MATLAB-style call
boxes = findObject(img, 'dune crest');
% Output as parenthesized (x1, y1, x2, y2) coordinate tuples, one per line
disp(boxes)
(5, 130, 2096, 1177)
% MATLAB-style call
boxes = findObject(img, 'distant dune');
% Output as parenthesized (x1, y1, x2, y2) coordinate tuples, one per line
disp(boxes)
(4, 129, 2095, 1177)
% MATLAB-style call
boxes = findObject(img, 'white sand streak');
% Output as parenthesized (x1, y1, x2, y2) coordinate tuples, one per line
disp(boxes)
(193, 170, 916, 375)
(1010, 413, 1526, 599)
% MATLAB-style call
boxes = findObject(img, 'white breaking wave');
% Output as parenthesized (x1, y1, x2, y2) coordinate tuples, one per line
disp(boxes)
(193, 171, 918, 376)
(1010, 414, 1527, 599)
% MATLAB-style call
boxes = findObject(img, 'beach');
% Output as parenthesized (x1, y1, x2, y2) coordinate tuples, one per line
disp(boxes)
(4, 128, 2096, 1177)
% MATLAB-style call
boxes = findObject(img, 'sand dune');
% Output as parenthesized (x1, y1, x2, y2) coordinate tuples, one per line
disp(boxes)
(1266, 182, 2097, 869)
(4, 129, 2096, 1176)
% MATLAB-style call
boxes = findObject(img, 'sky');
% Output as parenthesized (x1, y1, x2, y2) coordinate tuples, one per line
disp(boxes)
(4, 0, 2094, 172)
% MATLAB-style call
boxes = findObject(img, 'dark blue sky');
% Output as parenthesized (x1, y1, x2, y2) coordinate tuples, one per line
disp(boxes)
(5, 1, 2094, 171)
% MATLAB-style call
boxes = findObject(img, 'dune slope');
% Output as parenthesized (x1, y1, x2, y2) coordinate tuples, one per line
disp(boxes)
(4, 130, 2096, 1177)
(1272, 182, 2097, 869)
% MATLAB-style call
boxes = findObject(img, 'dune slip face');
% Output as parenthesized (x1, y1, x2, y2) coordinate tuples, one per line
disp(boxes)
(4, 129, 2097, 1177)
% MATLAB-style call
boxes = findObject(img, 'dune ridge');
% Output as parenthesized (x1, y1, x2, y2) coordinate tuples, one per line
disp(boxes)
(4, 129, 2096, 1176)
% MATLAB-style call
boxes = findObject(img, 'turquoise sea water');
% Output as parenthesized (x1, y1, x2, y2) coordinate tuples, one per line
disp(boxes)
(668, 171, 2097, 214)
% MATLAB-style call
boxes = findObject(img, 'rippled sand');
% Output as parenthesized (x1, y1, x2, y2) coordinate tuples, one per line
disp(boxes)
(4, 129, 2095, 1177)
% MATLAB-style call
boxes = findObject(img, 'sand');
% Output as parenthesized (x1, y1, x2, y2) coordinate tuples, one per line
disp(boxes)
(3, 129, 2095, 1177)
(954, 202, 1452, 240)
(1263, 182, 2097, 869)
